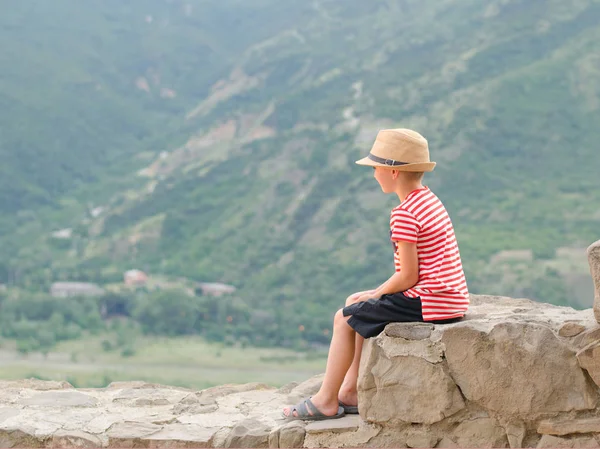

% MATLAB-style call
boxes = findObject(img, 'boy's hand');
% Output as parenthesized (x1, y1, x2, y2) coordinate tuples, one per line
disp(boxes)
(356, 292, 380, 303)
(345, 289, 378, 306)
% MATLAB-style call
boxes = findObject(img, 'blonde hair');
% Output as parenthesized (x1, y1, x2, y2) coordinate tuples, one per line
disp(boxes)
(399, 171, 425, 182)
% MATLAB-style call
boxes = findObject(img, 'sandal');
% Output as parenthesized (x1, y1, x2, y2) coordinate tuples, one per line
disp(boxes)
(282, 397, 345, 421)
(338, 400, 358, 414)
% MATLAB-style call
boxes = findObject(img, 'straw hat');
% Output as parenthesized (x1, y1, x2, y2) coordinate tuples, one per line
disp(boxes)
(356, 128, 436, 172)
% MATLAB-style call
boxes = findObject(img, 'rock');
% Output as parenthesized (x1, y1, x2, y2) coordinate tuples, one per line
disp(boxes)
(172, 402, 218, 414)
(376, 332, 444, 363)
(267, 428, 278, 448)
(177, 410, 244, 428)
(149, 414, 178, 426)
(209, 427, 232, 449)
(0, 408, 19, 424)
(305, 415, 361, 434)
(269, 421, 305, 448)
(364, 425, 408, 448)
(504, 420, 527, 448)
(538, 417, 600, 435)
(145, 423, 218, 448)
(278, 424, 305, 448)
(406, 429, 440, 448)
(303, 420, 380, 448)
(573, 326, 600, 349)
(84, 415, 123, 434)
(385, 322, 434, 340)
(588, 240, 600, 323)
(359, 338, 465, 424)
(0, 429, 44, 448)
(219, 389, 280, 418)
(537, 434, 600, 448)
(179, 383, 271, 407)
(451, 417, 509, 448)
(285, 374, 324, 404)
(560, 322, 587, 337)
(106, 381, 191, 391)
(577, 341, 600, 388)
(106, 421, 163, 447)
(275, 381, 299, 394)
(40, 408, 101, 433)
(436, 436, 460, 448)
(173, 382, 273, 415)
(222, 418, 270, 448)
(17, 417, 63, 438)
(20, 391, 98, 407)
(113, 387, 189, 407)
(0, 379, 73, 391)
(50, 430, 103, 448)
(173, 389, 221, 414)
(442, 322, 598, 418)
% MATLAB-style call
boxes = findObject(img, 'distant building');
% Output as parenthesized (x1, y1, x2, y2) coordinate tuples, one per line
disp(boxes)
(195, 282, 236, 297)
(124, 269, 149, 286)
(50, 282, 105, 298)
(51, 228, 73, 239)
(90, 206, 104, 218)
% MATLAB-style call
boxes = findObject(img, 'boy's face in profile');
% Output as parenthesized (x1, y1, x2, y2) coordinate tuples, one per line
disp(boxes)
(373, 166, 397, 194)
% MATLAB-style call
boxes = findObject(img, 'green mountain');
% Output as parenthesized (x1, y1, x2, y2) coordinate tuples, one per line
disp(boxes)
(2, 0, 599, 343)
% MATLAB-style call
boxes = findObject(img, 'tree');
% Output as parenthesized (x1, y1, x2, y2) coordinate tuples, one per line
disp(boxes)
(132, 289, 201, 336)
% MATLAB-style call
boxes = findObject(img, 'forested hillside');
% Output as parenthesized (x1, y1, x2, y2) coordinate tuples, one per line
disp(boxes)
(1, 0, 599, 346)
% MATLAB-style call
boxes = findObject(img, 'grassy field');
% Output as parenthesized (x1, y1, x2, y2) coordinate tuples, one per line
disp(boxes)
(0, 335, 327, 390)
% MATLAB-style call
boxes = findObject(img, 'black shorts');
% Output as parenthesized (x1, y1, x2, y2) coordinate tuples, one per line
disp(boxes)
(342, 292, 463, 339)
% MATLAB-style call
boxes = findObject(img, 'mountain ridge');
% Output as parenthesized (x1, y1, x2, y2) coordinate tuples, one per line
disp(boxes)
(1, 0, 599, 344)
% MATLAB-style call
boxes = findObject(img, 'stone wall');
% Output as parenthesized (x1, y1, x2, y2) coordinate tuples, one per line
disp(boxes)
(589, 240, 600, 324)
(357, 294, 600, 448)
(1, 294, 599, 448)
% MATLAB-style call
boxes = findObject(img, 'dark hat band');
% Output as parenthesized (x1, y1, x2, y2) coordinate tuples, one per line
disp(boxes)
(368, 153, 409, 166)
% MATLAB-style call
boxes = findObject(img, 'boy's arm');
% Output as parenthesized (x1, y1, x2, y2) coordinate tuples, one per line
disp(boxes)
(358, 241, 419, 301)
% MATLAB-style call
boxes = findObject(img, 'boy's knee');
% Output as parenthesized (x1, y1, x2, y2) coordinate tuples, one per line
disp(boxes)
(345, 294, 362, 307)
(334, 308, 349, 328)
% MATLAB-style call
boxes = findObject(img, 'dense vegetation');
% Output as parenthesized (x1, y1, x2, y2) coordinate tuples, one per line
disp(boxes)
(0, 287, 318, 354)
(1, 0, 599, 348)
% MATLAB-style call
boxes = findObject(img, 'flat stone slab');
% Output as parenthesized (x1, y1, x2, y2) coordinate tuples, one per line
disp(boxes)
(20, 391, 98, 407)
(537, 434, 600, 448)
(538, 417, 600, 436)
(112, 387, 189, 406)
(0, 379, 72, 391)
(145, 423, 218, 447)
(0, 408, 20, 424)
(305, 415, 362, 434)
(106, 421, 163, 439)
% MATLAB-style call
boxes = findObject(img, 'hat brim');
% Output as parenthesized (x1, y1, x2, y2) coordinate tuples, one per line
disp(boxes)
(355, 157, 436, 172)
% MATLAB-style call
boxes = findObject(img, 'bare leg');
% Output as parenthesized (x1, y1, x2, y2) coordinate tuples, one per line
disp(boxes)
(283, 309, 355, 417)
(338, 333, 363, 406)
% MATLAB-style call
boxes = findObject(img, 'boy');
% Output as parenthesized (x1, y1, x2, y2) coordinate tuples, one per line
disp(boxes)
(282, 128, 469, 420)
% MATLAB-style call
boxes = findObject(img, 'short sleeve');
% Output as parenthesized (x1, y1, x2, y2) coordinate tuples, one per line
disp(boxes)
(390, 208, 420, 244)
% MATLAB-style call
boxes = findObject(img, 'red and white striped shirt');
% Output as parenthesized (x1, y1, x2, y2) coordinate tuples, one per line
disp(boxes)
(390, 186, 469, 321)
